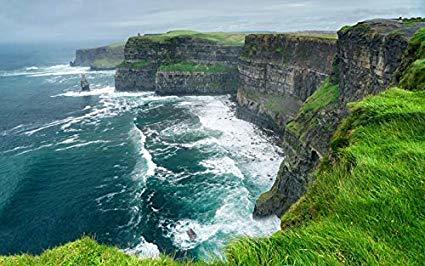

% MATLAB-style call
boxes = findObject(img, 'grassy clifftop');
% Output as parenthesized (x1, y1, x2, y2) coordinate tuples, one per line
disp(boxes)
(138, 30, 245, 46)
(227, 87, 425, 265)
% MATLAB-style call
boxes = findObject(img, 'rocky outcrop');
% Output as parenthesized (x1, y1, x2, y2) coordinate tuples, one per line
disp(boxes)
(115, 32, 243, 94)
(237, 33, 337, 134)
(155, 69, 238, 95)
(80, 74, 90, 91)
(71, 44, 124, 70)
(115, 63, 158, 91)
(254, 19, 425, 218)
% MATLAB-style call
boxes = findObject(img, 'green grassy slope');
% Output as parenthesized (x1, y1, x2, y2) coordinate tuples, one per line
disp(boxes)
(226, 87, 425, 265)
(0, 237, 191, 266)
(141, 30, 245, 46)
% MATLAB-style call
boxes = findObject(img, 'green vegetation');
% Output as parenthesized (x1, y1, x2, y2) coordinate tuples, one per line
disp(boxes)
(118, 60, 152, 69)
(141, 30, 245, 46)
(91, 58, 123, 69)
(301, 79, 339, 113)
(286, 32, 338, 41)
(0, 237, 188, 266)
(401, 17, 425, 26)
(340, 25, 353, 34)
(227, 87, 425, 265)
(400, 58, 425, 90)
(158, 62, 232, 74)
(286, 79, 340, 138)
(399, 28, 425, 90)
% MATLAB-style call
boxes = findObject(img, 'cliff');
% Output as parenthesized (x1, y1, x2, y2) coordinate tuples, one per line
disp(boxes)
(1, 18, 424, 265)
(115, 30, 244, 94)
(236, 33, 337, 133)
(253, 19, 425, 217)
(71, 42, 125, 70)
(155, 62, 238, 95)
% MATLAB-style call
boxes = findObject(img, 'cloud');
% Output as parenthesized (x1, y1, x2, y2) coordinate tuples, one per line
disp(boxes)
(0, 0, 423, 43)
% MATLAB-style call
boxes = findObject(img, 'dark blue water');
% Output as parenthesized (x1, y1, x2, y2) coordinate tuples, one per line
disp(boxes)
(0, 43, 282, 260)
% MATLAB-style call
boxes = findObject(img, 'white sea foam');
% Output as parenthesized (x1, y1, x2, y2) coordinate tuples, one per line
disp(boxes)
(56, 134, 80, 145)
(129, 125, 157, 181)
(200, 156, 244, 180)
(15, 143, 54, 156)
(166, 95, 283, 257)
(55, 140, 109, 151)
(0, 64, 90, 78)
(124, 237, 160, 258)
(25, 66, 39, 71)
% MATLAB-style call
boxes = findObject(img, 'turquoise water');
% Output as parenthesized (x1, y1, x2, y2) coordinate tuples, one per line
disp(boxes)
(0, 44, 282, 260)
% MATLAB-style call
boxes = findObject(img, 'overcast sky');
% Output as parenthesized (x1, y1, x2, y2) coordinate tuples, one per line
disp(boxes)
(1, 0, 424, 43)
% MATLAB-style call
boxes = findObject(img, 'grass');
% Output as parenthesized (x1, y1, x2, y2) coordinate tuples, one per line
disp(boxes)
(401, 17, 425, 26)
(286, 32, 338, 41)
(140, 30, 245, 46)
(118, 60, 152, 69)
(400, 58, 425, 90)
(398, 28, 425, 90)
(286, 79, 340, 138)
(0, 237, 188, 266)
(158, 62, 232, 73)
(91, 58, 123, 69)
(226, 87, 425, 265)
(301, 79, 339, 113)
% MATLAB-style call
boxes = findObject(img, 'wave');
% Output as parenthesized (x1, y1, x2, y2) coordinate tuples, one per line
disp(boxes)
(25, 66, 39, 71)
(200, 156, 244, 180)
(129, 125, 157, 182)
(0, 64, 89, 78)
(55, 140, 109, 151)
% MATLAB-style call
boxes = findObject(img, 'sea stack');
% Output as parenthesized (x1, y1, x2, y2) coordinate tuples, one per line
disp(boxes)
(80, 74, 90, 91)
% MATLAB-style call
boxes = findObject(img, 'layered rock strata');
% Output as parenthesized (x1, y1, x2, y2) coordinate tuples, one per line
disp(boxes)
(115, 33, 243, 93)
(236, 33, 337, 134)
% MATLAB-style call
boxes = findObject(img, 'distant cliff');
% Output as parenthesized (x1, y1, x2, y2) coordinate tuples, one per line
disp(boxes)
(71, 42, 125, 70)
(115, 30, 244, 94)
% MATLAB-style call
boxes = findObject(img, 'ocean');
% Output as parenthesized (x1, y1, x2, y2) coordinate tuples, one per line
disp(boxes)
(0, 43, 282, 260)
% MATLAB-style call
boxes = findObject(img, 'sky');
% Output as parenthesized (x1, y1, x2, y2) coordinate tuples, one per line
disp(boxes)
(0, 0, 424, 43)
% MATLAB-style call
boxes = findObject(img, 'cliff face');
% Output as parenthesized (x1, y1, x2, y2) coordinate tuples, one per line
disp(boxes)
(254, 19, 425, 218)
(155, 69, 238, 95)
(236, 33, 337, 133)
(115, 33, 243, 93)
(71, 44, 124, 70)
